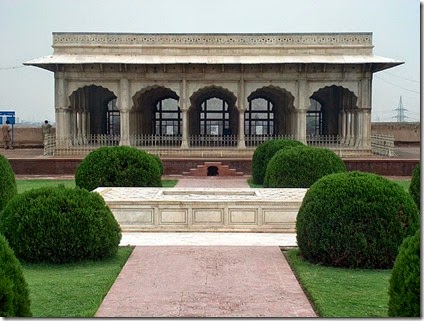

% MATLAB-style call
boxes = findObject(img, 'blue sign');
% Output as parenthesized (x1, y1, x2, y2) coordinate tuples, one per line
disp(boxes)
(0, 111, 15, 125)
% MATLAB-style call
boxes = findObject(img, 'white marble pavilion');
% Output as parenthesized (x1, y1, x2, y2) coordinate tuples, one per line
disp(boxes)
(25, 32, 402, 153)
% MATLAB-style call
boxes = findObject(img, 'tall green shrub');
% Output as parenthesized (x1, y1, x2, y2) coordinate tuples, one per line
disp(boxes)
(264, 145, 346, 188)
(388, 229, 420, 317)
(0, 234, 31, 316)
(75, 146, 161, 190)
(409, 164, 420, 210)
(252, 139, 303, 185)
(0, 186, 121, 264)
(0, 154, 17, 211)
(296, 171, 419, 269)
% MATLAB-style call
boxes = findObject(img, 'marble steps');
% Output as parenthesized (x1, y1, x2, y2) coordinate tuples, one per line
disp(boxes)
(182, 161, 244, 176)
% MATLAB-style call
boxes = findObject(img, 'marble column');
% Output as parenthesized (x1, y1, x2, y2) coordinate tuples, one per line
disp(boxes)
(55, 107, 70, 147)
(237, 75, 246, 149)
(296, 79, 308, 144)
(296, 109, 307, 144)
(54, 74, 71, 147)
(180, 77, 189, 149)
(345, 111, 351, 145)
(118, 78, 131, 146)
(339, 110, 346, 144)
(181, 109, 189, 149)
(237, 108, 246, 149)
(81, 111, 88, 144)
(355, 108, 371, 148)
(350, 111, 356, 146)
(362, 109, 371, 149)
(360, 78, 372, 149)
(76, 110, 83, 144)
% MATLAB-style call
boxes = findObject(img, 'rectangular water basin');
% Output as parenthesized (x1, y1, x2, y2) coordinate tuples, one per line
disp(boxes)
(94, 187, 307, 232)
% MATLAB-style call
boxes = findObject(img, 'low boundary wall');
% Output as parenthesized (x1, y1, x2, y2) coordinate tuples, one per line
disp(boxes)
(7, 157, 419, 177)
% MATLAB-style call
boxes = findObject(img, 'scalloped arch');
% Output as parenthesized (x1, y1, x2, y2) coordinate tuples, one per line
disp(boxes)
(68, 84, 117, 111)
(310, 83, 358, 99)
(68, 83, 117, 99)
(132, 85, 179, 110)
(189, 85, 237, 107)
(248, 85, 295, 103)
(310, 85, 358, 110)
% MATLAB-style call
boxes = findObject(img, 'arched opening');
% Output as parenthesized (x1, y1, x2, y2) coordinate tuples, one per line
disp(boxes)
(132, 86, 181, 141)
(246, 86, 295, 145)
(69, 85, 117, 136)
(207, 166, 219, 176)
(189, 86, 238, 146)
(310, 85, 357, 136)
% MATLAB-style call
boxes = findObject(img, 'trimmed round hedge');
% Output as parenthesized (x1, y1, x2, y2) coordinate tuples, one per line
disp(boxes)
(0, 154, 17, 212)
(296, 171, 419, 269)
(409, 164, 420, 210)
(264, 145, 346, 188)
(0, 234, 31, 317)
(252, 139, 303, 185)
(75, 146, 162, 190)
(0, 186, 121, 264)
(388, 229, 420, 317)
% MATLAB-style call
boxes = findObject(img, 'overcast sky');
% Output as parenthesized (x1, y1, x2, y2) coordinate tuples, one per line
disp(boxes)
(0, 0, 420, 123)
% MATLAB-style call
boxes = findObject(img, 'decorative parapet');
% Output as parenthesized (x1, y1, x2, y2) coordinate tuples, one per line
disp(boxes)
(53, 32, 373, 47)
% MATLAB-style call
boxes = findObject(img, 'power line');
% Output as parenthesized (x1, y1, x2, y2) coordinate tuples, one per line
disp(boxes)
(383, 71, 420, 83)
(375, 75, 420, 94)
(0, 65, 25, 70)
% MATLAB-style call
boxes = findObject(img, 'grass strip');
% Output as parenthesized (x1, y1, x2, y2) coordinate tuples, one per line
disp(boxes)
(22, 246, 133, 317)
(16, 179, 178, 193)
(16, 179, 75, 193)
(284, 249, 391, 317)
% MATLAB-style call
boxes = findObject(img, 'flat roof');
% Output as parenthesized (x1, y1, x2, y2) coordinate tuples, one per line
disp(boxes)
(24, 54, 402, 72)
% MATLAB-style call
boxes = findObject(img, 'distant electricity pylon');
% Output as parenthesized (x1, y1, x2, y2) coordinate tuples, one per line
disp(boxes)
(393, 96, 409, 122)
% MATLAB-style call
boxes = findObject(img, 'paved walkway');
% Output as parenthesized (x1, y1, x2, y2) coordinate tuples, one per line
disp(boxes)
(96, 176, 316, 318)
(95, 246, 316, 317)
(121, 232, 297, 247)
(175, 176, 250, 188)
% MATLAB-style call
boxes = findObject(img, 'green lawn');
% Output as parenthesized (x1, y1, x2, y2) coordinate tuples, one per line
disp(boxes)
(16, 179, 76, 193)
(284, 249, 391, 317)
(23, 247, 133, 317)
(248, 177, 411, 190)
(14, 176, 403, 317)
(16, 179, 178, 193)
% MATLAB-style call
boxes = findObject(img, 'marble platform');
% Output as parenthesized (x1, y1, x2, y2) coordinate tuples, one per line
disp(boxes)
(95, 187, 307, 232)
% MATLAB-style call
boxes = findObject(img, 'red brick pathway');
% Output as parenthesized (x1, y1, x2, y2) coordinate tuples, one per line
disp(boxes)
(175, 176, 250, 188)
(95, 246, 316, 317)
